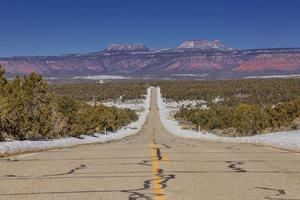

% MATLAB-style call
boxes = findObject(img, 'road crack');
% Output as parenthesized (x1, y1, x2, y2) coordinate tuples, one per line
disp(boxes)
(226, 161, 246, 172)
(44, 164, 87, 177)
(254, 186, 288, 199)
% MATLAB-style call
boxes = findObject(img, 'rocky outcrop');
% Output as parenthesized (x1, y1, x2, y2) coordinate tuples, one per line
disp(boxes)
(233, 53, 300, 72)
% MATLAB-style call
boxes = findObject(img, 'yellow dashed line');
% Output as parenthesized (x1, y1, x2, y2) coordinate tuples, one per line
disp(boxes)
(150, 141, 167, 200)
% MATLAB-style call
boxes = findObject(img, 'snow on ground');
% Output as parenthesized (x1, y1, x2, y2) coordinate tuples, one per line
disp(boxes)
(157, 87, 300, 152)
(72, 75, 129, 80)
(171, 74, 207, 77)
(102, 99, 145, 111)
(165, 99, 206, 110)
(0, 87, 152, 157)
(88, 93, 148, 112)
(244, 74, 300, 79)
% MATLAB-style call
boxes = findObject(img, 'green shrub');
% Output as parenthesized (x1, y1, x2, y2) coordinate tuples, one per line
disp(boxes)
(169, 79, 300, 136)
(233, 104, 270, 136)
(0, 65, 138, 141)
(174, 101, 300, 136)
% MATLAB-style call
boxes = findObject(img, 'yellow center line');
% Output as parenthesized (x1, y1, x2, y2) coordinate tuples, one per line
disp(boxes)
(150, 141, 167, 200)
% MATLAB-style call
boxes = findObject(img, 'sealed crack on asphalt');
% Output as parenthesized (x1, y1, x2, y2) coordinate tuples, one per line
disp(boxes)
(44, 164, 87, 177)
(226, 161, 247, 173)
(123, 132, 175, 200)
(254, 186, 288, 200)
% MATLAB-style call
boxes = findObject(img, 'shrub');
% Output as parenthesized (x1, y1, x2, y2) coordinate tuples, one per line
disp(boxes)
(233, 104, 270, 136)
(0, 65, 138, 141)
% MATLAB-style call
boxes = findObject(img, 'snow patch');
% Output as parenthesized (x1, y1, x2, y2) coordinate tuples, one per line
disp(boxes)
(157, 87, 300, 152)
(102, 99, 145, 111)
(244, 74, 300, 79)
(0, 87, 152, 157)
(72, 75, 129, 80)
(165, 99, 206, 109)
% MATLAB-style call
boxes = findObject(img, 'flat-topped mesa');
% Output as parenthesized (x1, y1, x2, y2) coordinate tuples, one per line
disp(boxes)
(177, 39, 235, 51)
(106, 44, 150, 52)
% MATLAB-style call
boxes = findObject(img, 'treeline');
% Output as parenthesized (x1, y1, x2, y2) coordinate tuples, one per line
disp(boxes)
(158, 79, 300, 136)
(175, 97, 300, 136)
(49, 82, 148, 102)
(159, 79, 300, 106)
(0, 66, 137, 142)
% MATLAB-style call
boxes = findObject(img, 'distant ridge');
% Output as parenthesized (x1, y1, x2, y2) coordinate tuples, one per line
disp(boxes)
(1, 39, 300, 78)
(106, 44, 150, 52)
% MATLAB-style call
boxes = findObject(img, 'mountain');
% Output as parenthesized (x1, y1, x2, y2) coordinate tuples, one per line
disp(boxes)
(177, 39, 234, 51)
(1, 40, 300, 78)
(106, 44, 150, 52)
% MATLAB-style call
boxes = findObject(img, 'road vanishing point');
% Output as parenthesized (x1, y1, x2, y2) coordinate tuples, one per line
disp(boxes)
(0, 88, 300, 200)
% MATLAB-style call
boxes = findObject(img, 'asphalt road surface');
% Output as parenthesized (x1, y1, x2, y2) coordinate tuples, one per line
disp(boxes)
(0, 88, 300, 200)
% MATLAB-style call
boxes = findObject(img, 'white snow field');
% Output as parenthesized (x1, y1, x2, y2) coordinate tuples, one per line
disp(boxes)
(0, 87, 152, 157)
(157, 87, 300, 152)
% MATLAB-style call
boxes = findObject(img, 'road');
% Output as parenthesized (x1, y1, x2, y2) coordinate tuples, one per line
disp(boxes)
(0, 88, 300, 200)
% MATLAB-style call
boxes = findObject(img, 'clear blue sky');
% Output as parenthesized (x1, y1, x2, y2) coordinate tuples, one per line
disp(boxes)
(1, 0, 300, 56)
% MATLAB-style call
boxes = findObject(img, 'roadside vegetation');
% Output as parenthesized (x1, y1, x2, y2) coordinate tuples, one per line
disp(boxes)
(49, 82, 148, 102)
(160, 80, 300, 136)
(0, 66, 138, 142)
(160, 79, 300, 105)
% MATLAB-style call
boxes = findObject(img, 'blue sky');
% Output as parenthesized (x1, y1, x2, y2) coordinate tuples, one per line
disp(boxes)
(0, 0, 300, 56)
